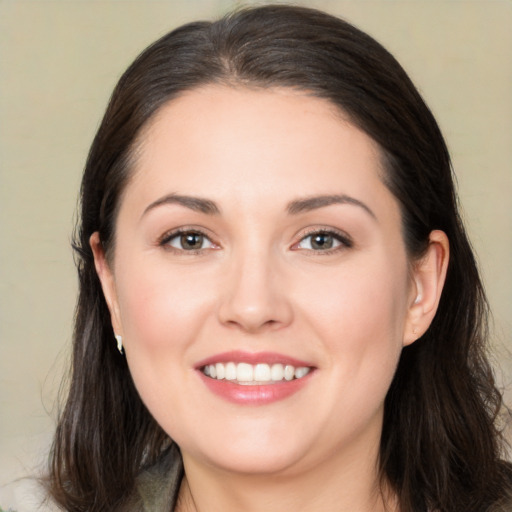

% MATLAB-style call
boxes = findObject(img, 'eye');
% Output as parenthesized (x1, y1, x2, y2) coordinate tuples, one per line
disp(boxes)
(161, 230, 216, 252)
(294, 230, 352, 252)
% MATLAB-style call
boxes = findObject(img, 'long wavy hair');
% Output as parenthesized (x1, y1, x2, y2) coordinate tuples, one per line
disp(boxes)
(47, 5, 511, 511)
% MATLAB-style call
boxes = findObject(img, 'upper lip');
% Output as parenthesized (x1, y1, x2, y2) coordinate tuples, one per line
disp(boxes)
(195, 351, 314, 369)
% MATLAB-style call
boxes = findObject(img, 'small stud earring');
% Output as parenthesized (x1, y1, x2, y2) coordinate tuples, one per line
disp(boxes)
(414, 294, 422, 305)
(115, 334, 124, 354)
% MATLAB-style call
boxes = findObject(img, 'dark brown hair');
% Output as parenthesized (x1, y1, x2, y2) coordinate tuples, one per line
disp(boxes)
(47, 5, 511, 511)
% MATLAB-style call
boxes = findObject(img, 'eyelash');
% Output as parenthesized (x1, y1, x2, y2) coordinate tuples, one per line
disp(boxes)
(292, 228, 353, 254)
(158, 227, 218, 255)
(158, 227, 353, 255)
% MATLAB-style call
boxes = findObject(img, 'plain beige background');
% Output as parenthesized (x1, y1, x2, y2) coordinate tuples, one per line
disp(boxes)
(0, 0, 511, 510)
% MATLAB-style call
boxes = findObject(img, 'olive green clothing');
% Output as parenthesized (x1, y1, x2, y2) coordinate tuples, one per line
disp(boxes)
(122, 444, 183, 512)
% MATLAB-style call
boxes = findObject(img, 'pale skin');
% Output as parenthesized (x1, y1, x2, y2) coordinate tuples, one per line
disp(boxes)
(91, 86, 449, 511)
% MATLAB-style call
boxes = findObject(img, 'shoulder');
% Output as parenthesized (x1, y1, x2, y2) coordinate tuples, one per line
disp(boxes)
(119, 443, 184, 512)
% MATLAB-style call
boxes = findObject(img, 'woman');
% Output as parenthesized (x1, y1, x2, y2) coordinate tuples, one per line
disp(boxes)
(46, 5, 512, 511)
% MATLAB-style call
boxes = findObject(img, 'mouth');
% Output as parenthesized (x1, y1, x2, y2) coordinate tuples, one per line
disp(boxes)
(201, 362, 311, 385)
(196, 352, 315, 405)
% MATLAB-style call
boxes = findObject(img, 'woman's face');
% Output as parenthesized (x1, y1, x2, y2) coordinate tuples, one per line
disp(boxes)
(96, 86, 421, 476)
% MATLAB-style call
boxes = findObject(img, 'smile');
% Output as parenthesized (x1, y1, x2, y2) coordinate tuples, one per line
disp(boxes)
(202, 362, 311, 384)
(196, 352, 315, 405)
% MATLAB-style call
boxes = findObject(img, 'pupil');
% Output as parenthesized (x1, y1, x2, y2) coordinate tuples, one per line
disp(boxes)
(312, 233, 333, 250)
(181, 233, 203, 249)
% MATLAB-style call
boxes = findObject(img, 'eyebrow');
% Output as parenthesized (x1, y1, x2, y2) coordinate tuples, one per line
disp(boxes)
(286, 194, 376, 220)
(142, 193, 221, 218)
(141, 192, 376, 220)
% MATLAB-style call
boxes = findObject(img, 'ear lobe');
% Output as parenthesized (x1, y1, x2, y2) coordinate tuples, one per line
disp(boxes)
(404, 230, 449, 346)
(89, 232, 123, 335)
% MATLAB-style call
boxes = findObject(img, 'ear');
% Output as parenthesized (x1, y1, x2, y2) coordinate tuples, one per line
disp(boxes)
(403, 230, 449, 346)
(89, 232, 123, 336)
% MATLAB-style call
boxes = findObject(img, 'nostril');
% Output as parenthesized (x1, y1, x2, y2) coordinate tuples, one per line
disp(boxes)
(223, 316, 281, 333)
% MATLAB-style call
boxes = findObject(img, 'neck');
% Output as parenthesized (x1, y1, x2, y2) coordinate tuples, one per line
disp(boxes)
(176, 435, 397, 512)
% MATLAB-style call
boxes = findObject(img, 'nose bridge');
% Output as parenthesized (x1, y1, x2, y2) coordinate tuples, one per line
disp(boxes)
(218, 239, 292, 332)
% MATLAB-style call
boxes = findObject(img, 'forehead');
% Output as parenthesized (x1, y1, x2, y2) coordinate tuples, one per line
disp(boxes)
(124, 85, 392, 217)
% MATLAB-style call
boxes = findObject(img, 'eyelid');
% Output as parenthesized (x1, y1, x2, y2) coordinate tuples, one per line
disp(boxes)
(158, 226, 220, 252)
(291, 226, 353, 252)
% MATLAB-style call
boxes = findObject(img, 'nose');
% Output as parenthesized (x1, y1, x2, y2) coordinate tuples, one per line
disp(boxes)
(217, 247, 293, 334)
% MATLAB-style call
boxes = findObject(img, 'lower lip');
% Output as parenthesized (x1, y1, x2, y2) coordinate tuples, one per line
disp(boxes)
(198, 372, 313, 405)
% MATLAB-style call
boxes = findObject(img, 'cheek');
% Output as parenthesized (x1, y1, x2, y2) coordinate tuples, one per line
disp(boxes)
(113, 259, 217, 430)
(305, 252, 408, 336)
(114, 257, 215, 354)
(299, 251, 409, 386)
(308, 260, 409, 428)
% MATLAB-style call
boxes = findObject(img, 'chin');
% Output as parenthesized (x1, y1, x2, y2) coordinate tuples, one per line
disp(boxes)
(199, 444, 309, 476)
(176, 420, 317, 476)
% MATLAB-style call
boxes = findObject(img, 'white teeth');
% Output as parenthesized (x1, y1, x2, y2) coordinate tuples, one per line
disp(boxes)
(295, 366, 310, 379)
(270, 363, 284, 381)
(225, 362, 237, 381)
(237, 363, 254, 382)
(254, 363, 271, 381)
(284, 365, 294, 381)
(202, 362, 311, 383)
(215, 362, 225, 380)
